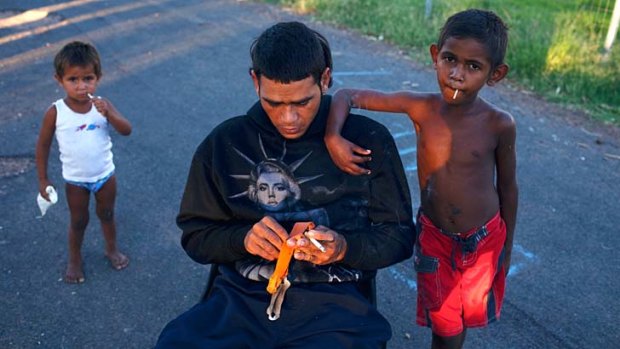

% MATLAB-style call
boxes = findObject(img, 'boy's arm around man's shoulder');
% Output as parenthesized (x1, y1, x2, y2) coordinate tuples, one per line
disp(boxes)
(326, 88, 429, 175)
(329, 88, 429, 128)
(333, 88, 427, 113)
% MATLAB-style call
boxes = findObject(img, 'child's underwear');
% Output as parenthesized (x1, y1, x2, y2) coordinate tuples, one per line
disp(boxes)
(65, 171, 114, 193)
(414, 210, 506, 337)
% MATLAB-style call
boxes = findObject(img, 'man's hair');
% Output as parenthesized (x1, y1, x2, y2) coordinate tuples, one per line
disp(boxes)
(250, 21, 333, 88)
(437, 9, 508, 69)
(53, 41, 102, 78)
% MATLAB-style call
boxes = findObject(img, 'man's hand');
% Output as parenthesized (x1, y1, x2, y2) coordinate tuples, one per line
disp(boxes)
(288, 225, 347, 265)
(325, 134, 372, 176)
(244, 216, 289, 261)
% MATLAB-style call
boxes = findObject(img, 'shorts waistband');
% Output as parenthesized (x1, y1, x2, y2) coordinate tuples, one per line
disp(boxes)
(419, 211, 502, 238)
(418, 210, 502, 271)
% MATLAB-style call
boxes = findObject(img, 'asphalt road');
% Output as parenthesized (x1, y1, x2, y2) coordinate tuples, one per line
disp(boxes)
(1, 1, 619, 348)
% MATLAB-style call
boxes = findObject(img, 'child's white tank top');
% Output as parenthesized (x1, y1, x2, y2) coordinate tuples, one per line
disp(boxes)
(54, 99, 115, 182)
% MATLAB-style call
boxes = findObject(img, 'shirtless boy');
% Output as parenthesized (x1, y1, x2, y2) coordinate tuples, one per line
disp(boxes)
(325, 9, 518, 349)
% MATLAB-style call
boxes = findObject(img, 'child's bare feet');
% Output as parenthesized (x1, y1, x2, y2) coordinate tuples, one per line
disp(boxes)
(105, 251, 129, 270)
(64, 262, 85, 284)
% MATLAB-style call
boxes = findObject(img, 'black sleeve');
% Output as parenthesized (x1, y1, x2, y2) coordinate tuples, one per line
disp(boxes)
(340, 125, 415, 270)
(177, 148, 253, 265)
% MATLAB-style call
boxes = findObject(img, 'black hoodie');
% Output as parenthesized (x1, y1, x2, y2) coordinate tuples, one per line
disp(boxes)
(177, 95, 414, 283)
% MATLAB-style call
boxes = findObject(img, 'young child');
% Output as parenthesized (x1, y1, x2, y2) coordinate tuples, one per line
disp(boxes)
(35, 41, 132, 284)
(325, 9, 518, 349)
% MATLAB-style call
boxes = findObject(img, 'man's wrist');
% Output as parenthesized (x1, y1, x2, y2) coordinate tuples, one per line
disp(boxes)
(335, 234, 347, 262)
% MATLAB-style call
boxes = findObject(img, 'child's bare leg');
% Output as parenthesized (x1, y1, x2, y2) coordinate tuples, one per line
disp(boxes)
(95, 175, 129, 270)
(431, 329, 466, 349)
(65, 184, 90, 283)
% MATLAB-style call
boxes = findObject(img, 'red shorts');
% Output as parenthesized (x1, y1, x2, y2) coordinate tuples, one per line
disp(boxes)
(414, 211, 506, 337)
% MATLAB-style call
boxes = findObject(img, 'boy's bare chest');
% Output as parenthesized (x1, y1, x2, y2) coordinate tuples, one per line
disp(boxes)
(417, 121, 496, 168)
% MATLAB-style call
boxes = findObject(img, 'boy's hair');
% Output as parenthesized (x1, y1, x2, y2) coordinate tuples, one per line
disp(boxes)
(250, 21, 333, 88)
(53, 41, 102, 78)
(437, 9, 508, 69)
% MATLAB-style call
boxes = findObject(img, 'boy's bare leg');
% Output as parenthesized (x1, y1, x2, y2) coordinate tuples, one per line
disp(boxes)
(65, 184, 90, 283)
(95, 175, 129, 270)
(431, 329, 466, 349)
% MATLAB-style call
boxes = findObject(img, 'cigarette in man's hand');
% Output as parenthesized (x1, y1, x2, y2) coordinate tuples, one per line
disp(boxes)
(452, 89, 459, 100)
(305, 231, 326, 253)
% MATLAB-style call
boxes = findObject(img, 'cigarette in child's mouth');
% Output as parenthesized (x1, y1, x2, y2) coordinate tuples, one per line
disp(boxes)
(87, 93, 94, 99)
(452, 89, 459, 100)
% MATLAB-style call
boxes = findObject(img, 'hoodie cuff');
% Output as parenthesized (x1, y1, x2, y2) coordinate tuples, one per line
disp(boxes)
(341, 234, 363, 267)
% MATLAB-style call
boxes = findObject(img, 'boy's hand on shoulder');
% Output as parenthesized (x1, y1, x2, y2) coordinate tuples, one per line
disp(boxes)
(325, 134, 372, 176)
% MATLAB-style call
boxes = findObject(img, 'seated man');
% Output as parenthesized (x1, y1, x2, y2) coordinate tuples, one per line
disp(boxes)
(155, 21, 415, 349)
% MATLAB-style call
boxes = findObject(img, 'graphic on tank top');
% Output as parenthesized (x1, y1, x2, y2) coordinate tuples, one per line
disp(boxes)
(75, 123, 102, 132)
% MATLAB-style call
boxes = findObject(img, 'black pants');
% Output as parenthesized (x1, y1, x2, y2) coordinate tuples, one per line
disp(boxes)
(155, 266, 391, 349)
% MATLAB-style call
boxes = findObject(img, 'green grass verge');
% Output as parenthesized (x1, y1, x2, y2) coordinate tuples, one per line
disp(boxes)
(264, 0, 620, 126)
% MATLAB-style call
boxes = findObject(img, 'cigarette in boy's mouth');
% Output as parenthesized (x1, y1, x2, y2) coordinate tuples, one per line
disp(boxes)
(452, 89, 459, 100)
(87, 93, 94, 99)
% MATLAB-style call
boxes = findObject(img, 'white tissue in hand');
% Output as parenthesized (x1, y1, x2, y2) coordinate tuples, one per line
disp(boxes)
(37, 186, 58, 217)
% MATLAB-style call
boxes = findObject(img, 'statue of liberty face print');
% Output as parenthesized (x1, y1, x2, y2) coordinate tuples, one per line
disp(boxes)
(250, 160, 297, 211)
(229, 134, 322, 212)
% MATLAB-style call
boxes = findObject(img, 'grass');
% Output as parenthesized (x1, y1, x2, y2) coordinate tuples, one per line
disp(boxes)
(264, 0, 620, 125)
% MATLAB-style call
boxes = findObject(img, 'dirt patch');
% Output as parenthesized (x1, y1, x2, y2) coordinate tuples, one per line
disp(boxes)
(0, 156, 35, 178)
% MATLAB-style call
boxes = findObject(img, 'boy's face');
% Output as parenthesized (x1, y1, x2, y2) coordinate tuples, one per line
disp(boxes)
(251, 68, 330, 140)
(55, 64, 100, 101)
(430, 37, 508, 104)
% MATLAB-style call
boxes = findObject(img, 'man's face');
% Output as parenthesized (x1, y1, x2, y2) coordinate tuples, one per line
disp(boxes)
(251, 69, 330, 140)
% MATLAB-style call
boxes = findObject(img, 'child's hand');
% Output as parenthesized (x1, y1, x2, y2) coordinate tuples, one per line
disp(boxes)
(88, 94, 132, 135)
(90, 94, 110, 118)
(38, 180, 53, 201)
(325, 135, 372, 175)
